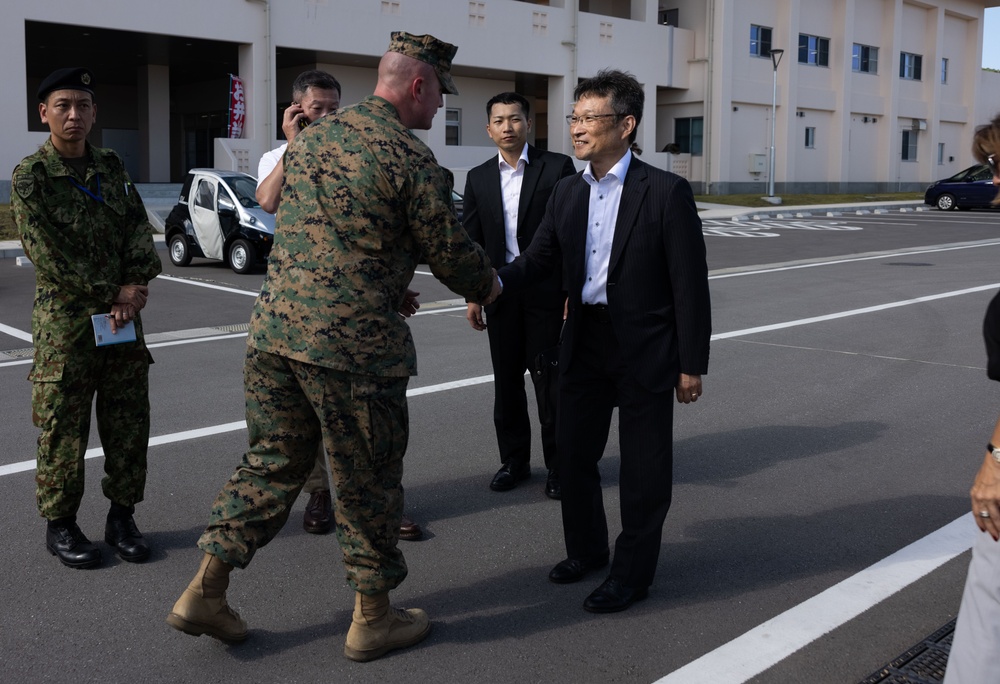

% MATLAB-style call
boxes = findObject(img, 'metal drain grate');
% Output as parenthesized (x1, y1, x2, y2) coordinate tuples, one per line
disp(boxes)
(212, 323, 250, 333)
(860, 619, 955, 684)
(1, 347, 34, 359)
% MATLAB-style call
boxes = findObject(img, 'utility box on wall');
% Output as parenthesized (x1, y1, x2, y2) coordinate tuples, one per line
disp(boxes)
(749, 154, 766, 174)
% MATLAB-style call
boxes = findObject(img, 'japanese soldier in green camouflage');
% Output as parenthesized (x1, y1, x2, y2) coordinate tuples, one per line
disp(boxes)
(167, 33, 502, 660)
(12, 67, 162, 570)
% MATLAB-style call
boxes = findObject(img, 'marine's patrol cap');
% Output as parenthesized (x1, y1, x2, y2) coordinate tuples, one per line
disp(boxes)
(387, 32, 459, 95)
(37, 67, 95, 101)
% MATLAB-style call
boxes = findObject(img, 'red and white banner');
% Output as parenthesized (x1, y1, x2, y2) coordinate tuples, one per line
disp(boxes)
(227, 74, 245, 138)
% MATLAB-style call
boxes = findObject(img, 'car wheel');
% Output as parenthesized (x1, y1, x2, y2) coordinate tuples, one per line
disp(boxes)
(169, 234, 192, 266)
(229, 238, 256, 274)
(936, 193, 956, 211)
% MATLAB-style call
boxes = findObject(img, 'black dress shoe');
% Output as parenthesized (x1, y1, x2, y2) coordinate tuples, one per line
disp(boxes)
(47, 521, 102, 569)
(489, 461, 530, 492)
(303, 489, 333, 534)
(398, 515, 423, 541)
(583, 577, 648, 613)
(105, 514, 151, 563)
(544, 470, 561, 500)
(548, 553, 610, 584)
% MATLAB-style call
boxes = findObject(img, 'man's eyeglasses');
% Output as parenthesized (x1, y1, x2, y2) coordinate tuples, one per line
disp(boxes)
(566, 113, 620, 127)
(988, 154, 998, 174)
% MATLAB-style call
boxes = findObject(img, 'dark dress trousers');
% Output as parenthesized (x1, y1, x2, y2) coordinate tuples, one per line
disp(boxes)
(498, 157, 711, 588)
(463, 146, 576, 470)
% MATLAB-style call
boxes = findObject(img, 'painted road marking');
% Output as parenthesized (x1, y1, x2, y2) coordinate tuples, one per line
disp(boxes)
(655, 515, 976, 684)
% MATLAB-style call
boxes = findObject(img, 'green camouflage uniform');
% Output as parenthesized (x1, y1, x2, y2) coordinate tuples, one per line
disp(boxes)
(198, 95, 495, 594)
(12, 139, 162, 521)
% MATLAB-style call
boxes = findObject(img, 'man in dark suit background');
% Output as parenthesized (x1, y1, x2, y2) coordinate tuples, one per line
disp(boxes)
(497, 70, 711, 613)
(463, 92, 576, 498)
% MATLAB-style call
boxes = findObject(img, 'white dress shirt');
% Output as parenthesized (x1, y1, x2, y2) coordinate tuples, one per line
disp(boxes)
(581, 149, 632, 305)
(498, 144, 530, 264)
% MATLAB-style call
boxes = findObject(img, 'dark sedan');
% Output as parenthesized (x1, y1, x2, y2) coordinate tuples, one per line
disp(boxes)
(924, 164, 997, 211)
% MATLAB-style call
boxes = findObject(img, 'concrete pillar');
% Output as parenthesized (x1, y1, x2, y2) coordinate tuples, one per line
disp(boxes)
(239, 42, 269, 173)
(138, 65, 170, 182)
(639, 81, 657, 158)
(548, 75, 574, 157)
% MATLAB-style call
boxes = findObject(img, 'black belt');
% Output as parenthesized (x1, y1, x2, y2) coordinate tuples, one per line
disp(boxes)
(581, 304, 611, 323)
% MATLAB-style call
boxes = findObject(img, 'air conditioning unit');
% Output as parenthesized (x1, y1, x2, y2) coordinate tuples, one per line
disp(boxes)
(912, 119, 927, 131)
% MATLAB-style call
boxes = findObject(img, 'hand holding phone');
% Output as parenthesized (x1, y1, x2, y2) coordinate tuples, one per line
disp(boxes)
(282, 102, 306, 140)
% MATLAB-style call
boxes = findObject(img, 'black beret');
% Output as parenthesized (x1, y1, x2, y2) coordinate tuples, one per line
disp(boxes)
(37, 67, 95, 101)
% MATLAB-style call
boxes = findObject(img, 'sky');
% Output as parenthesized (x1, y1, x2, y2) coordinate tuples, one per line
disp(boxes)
(985, 8, 1000, 69)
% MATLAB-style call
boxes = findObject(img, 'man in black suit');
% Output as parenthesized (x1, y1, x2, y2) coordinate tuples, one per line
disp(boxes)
(497, 70, 711, 613)
(463, 92, 576, 498)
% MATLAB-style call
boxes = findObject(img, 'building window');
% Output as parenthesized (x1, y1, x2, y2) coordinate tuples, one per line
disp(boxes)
(798, 34, 830, 66)
(900, 52, 922, 80)
(938, 142, 945, 165)
(675, 117, 703, 156)
(532, 11, 548, 35)
(469, 1, 485, 27)
(901, 130, 918, 161)
(750, 25, 772, 57)
(805, 127, 816, 148)
(659, 8, 679, 26)
(600, 22, 613, 44)
(446, 108, 461, 146)
(852, 44, 878, 74)
(941, 58, 949, 84)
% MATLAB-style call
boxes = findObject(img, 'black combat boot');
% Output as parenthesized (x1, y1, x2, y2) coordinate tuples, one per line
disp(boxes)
(105, 502, 150, 562)
(47, 517, 102, 569)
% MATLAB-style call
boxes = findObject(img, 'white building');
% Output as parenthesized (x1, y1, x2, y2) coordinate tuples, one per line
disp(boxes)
(3, 0, 999, 201)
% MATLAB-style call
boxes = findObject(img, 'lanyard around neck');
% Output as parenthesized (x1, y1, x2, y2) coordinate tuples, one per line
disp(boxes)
(68, 173, 103, 204)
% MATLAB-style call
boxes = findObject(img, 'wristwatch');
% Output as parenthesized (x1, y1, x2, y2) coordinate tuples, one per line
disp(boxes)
(989, 442, 1000, 464)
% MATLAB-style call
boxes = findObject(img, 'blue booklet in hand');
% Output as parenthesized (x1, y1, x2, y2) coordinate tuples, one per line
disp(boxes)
(91, 314, 136, 346)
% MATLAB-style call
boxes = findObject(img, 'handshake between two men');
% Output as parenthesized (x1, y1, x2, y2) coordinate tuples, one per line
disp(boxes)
(397, 269, 501, 320)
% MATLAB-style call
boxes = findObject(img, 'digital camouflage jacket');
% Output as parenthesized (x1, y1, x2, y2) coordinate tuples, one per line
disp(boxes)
(12, 139, 161, 357)
(250, 95, 495, 377)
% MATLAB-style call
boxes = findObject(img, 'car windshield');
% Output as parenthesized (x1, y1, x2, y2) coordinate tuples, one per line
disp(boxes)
(223, 176, 261, 209)
(946, 165, 991, 183)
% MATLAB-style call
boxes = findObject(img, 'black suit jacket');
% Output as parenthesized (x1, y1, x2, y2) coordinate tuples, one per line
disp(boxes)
(498, 156, 712, 393)
(463, 145, 576, 311)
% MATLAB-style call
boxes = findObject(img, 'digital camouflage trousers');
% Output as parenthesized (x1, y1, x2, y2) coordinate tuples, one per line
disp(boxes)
(198, 346, 410, 594)
(31, 345, 151, 520)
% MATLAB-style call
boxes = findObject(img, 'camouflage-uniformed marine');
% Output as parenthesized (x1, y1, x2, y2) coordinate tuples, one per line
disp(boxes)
(197, 92, 495, 594)
(13, 138, 161, 521)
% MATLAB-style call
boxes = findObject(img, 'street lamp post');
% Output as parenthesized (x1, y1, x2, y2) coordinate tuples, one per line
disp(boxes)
(767, 48, 784, 203)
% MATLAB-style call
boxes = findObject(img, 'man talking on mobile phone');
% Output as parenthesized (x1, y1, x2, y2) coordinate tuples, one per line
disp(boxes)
(256, 70, 341, 213)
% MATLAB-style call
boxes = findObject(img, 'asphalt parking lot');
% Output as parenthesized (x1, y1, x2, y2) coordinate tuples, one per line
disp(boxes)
(3, 207, 1000, 683)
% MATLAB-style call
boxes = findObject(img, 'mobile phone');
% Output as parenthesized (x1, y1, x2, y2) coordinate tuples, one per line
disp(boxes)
(289, 102, 308, 130)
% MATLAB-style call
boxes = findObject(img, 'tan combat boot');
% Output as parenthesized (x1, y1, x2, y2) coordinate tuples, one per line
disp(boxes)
(166, 552, 248, 643)
(343, 591, 431, 662)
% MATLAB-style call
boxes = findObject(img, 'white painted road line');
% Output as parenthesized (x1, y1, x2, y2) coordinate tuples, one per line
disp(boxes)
(148, 332, 248, 348)
(0, 375, 496, 477)
(655, 515, 977, 684)
(711, 241, 1000, 279)
(0, 322, 32, 342)
(155, 273, 259, 296)
(711, 283, 1000, 340)
(155, 273, 465, 316)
